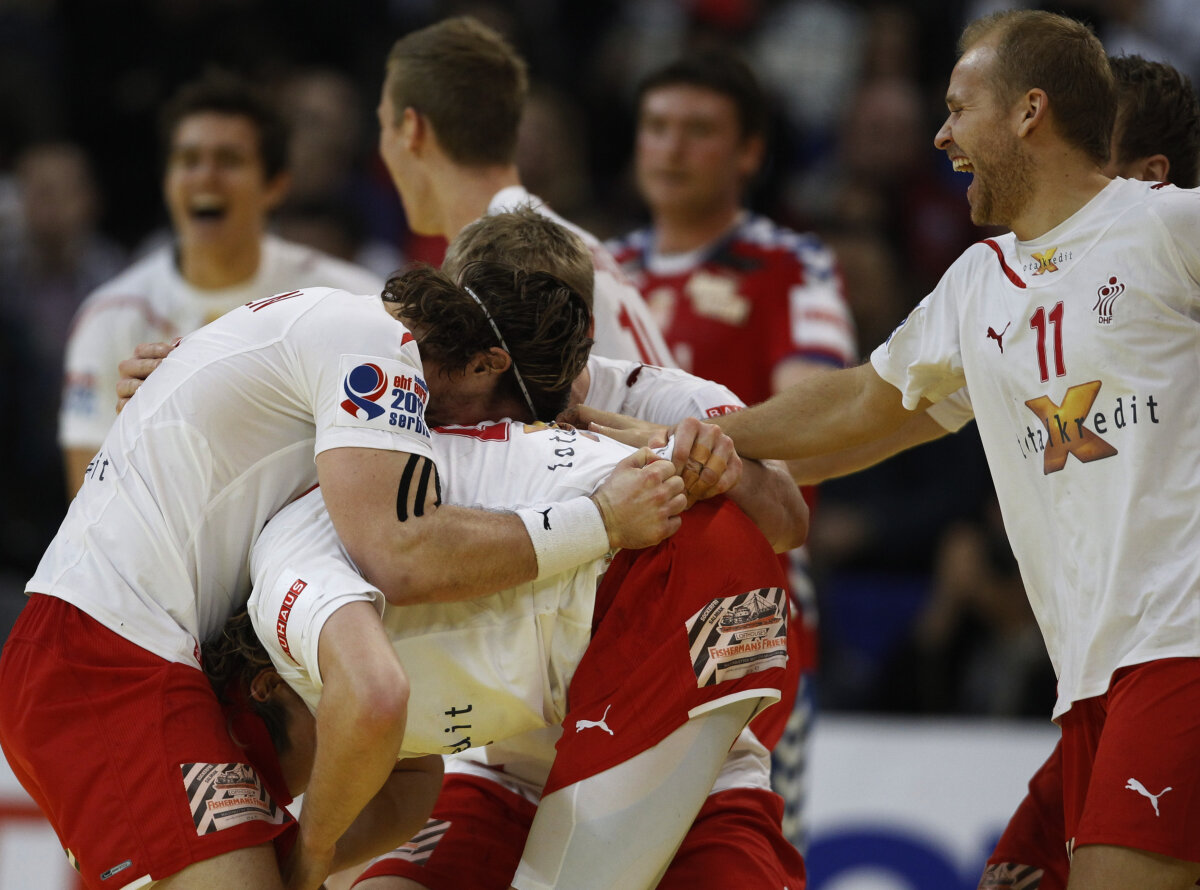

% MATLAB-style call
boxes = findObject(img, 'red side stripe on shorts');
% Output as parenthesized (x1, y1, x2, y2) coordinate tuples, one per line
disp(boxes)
(981, 239, 1027, 288)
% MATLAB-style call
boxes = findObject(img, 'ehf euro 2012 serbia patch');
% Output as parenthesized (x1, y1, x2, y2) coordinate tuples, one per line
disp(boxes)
(335, 353, 430, 439)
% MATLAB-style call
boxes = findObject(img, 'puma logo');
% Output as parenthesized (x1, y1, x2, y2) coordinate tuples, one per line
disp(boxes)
(575, 704, 614, 736)
(537, 508, 552, 530)
(1125, 778, 1172, 816)
(987, 322, 1011, 353)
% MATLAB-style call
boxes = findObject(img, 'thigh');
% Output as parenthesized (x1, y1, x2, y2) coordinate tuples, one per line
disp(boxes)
(1064, 658, 1200, 865)
(657, 788, 806, 890)
(0, 595, 293, 890)
(982, 739, 1068, 890)
(353, 773, 534, 890)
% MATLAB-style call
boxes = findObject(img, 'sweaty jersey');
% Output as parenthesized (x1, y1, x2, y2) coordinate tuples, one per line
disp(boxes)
(249, 421, 636, 758)
(487, 186, 674, 368)
(59, 234, 384, 450)
(30, 287, 432, 667)
(608, 212, 857, 405)
(871, 178, 1200, 718)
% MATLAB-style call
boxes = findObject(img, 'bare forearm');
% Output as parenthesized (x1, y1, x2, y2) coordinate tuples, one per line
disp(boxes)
(727, 459, 809, 552)
(786, 411, 951, 485)
(329, 756, 443, 873)
(715, 363, 915, 461)
(356, 505, 539, 605)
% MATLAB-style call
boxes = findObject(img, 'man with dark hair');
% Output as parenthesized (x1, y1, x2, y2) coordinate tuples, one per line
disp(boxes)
(601, 11, 1200, 888)
(59, 69, 384, 495)
(608, 47, 857, 845)
(1108, 54, 1200, 189)
(378, 16, 672, 369)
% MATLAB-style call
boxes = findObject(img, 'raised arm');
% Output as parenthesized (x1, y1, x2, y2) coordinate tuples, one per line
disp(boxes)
(317, 445, 686, 606)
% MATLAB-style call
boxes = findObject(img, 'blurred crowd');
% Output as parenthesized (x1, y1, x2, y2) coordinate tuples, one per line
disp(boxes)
(1, 0, 1195, 717)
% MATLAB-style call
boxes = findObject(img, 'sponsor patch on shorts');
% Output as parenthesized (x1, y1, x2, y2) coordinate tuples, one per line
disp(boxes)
(686, 587, 788, 686)
(181, 762, 287, 836)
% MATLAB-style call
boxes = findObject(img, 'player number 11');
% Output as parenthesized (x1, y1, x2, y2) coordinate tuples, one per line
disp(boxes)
(1029, 302, 1065, 382)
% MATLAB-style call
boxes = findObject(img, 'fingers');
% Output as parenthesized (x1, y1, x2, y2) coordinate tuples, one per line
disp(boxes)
(134, 340, 176, 360)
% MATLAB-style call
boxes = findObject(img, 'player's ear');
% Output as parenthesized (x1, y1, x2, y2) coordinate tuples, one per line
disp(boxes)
(249, 668, 283, 702)
(471, 346, 512, 377)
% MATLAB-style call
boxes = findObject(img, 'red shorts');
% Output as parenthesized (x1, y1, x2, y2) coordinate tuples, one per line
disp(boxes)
(986, 739, 1068, 889)
(354, 771, 805, 889)
(545, 497, 793, 795)
(1059, 658, 1200, 863)
(0, 595, 295, 889)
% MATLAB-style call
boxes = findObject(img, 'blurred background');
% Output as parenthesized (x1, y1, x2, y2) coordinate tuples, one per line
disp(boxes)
(0, 1, 1195, 887)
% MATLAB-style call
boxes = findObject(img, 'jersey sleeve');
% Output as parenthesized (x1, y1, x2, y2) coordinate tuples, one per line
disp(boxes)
(1151, 186, 1200, 294)
(783, 239, 858, 368)
(248, 491, 383, 704)
(59, 296, 154, 450)
(625, 365, 746, 424)
(590, 266, 676, 368)
(870, 260, 971, 410)
(289, 293, 436, 463)
(925, 386, 974, 432)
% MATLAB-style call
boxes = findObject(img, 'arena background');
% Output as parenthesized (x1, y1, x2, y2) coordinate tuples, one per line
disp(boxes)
(0, 0, 1195, 886)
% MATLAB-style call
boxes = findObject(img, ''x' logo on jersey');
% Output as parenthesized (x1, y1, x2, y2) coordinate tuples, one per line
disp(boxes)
(1024, 381, 1118, 474)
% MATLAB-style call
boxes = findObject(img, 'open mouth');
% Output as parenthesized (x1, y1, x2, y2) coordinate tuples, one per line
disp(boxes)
(951, 157, 975, 173)
(188, 196, 228, 222)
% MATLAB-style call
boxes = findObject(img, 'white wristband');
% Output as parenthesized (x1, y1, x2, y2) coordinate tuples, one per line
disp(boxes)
(515, 497, 611, 581)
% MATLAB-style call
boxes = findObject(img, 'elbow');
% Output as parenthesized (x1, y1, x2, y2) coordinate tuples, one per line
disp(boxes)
(352, 661, 410, 741)
(778, 500, 810, 552)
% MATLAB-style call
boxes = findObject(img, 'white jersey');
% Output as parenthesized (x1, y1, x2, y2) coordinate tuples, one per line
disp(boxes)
(248, 420, 636, 758)
(487, 186, 675, 367)
(581, 353, 744, 420)
(30, 287, 432, 667)
(871, 178, 1200, 717)
(454, 355, 749, 787)
(59, 233, 384, 450)
(926, 386, 974, 432)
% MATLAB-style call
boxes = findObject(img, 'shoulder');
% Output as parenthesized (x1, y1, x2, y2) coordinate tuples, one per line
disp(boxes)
(605, 227, 653, 265)
(263, 235, 386, 295)
(730, 214, 838, 274)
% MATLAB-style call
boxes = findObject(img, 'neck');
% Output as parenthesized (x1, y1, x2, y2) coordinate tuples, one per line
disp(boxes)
(428, 161, 523, 239)
(178, 237, 262, 290)
(652, 204, 741, 255)
(1010, 162, 1111, 242)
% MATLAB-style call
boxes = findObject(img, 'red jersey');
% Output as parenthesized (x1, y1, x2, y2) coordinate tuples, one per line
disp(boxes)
(608, 212, 856, 405)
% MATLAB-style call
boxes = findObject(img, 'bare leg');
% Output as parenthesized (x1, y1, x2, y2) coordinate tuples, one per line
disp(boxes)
(1067, 844, 1200, 890)
(511, 697, 762, 890)
(152, 844, 285, 890)
(978, 862, 1046, 889)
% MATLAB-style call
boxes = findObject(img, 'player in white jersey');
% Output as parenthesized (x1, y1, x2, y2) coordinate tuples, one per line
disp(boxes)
(58, 70, 384, 495)
(599, 12, 1200, 889)
(204, 416, 801, 890)
(0, 260, 688, 890)
(376, 16, 671, 367)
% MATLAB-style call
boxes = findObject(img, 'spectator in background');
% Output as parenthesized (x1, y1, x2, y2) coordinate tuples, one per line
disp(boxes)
(607, 48, 858, 848)
(273, 68, 406, 279)
(58, 69, 383, 496)
(0, 143, 126, 576)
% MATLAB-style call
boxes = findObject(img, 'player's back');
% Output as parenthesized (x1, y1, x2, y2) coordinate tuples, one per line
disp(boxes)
(30, 287, 425, 668)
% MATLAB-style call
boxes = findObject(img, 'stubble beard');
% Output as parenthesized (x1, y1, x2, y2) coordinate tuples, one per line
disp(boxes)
(970, 132, 1036, 229)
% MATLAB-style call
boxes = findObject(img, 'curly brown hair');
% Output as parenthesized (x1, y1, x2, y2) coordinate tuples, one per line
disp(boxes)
(383, 261, 592, 421)
(202, 610, 290, 755)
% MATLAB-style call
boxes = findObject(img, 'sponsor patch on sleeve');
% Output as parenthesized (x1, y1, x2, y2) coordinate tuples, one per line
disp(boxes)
(686, 587, 789, 686)
(335, 353, 430, 439)
(181, 762, 288, 836)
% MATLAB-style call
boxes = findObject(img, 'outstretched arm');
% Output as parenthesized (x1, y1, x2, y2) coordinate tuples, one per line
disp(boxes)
(714, 362, 922, 461)
(317, 445, 686, 606)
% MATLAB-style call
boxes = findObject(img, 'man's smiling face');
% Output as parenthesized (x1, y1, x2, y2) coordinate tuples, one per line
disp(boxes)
(163, 112, 287, 252)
